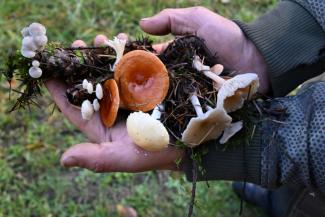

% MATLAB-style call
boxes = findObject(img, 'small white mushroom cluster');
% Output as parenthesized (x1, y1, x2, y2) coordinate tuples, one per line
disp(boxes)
(80, 79, 103, 120)
(21, 23, 48, 58)
(100, 37, 127, 71)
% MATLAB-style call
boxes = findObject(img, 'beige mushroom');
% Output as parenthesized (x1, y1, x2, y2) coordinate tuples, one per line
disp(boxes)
(126, 110, 169, 152)
(182, 94, 232, 147)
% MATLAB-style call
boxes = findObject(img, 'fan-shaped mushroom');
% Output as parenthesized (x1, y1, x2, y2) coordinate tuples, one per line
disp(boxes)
(182, 94, 232, 147)
(99, 79, 120, 127)
(114, 50, 169, 112)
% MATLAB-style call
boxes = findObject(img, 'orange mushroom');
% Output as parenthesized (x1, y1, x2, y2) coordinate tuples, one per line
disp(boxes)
(114, 50, 169, 112)
(100, 79, 120, 127)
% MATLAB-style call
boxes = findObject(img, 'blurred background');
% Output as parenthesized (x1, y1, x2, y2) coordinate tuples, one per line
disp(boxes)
(0, 0, 276, 216)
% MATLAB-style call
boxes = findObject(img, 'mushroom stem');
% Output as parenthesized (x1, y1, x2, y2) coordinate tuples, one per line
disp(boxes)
(190, 95, 203, 117)
(193, 55, 226, 90)
(151, 104, 164, 120)
(206, 105, 213, 111)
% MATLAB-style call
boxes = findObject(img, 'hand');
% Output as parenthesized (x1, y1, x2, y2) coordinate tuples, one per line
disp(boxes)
(45, 35, 184, 173)
(140, 7, 270, 94)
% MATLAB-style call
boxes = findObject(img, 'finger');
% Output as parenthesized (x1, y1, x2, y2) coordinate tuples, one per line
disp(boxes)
(94, 34, 108, 47)
(71, 40, 87, 48)
(139, 8, 196, 36)
(116, 32, 128, 41)
(152, 41, 172, 54)
(61, 142, 108, 172)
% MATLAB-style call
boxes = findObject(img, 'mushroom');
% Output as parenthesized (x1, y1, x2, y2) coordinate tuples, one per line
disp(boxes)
(93, 99, 100, 112)
(182, 94, 232, 147)
(99, 36, 126, 70)
(192, 55, 259, 112)
(114, 50, 169, 112)
(126, 110, 169, 152)
(81, 100, 94, 120)
(219, 121, 243, 144)
(28, 66, 42, 78)
(95, 83, 103, 99)
(99, 79, 120, 127)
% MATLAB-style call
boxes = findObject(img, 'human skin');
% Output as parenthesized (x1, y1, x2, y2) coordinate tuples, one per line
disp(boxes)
(46, 7, 269, 173)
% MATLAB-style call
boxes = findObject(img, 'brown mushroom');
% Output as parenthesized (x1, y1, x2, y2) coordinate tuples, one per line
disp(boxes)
(100, 79, 120, 127)
(114, 50, 169, 112)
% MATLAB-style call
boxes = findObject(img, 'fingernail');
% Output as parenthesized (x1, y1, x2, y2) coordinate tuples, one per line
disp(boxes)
(140, 17, 151, 21)
(62, 156, 78, 167)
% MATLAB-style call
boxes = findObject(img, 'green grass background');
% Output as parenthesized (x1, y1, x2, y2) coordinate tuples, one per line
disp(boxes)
(0, 0, 276, 216)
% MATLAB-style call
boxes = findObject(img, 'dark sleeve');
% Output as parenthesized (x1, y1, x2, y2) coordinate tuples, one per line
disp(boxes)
(183, 82, 325, 195)
(235, 1, 325, 97)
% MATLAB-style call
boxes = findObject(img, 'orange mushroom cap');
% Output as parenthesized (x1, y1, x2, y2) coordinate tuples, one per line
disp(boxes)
(100, 79, 120, 127)
(114, 50, 169, 112)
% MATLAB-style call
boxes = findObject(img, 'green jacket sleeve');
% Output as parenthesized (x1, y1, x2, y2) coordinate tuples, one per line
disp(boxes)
(236, 1, 325, 97)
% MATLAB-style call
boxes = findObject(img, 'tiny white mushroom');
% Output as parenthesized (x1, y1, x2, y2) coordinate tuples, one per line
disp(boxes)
(86, 82, 93, 94)
(95, 83, 103, 99)
(127, 111, 169, 152)
(28, 23, 46, 36)
(81, 100, 94, 120)
(219, 121, 243, 144)
(93, 99, 100, 111)
(28, 66, 42, 78)
(21, 49, 36, 58)
(151, 104, 164, 120)
(82, 79, 89, 89)
(21, 27, 30, 37)
(33, 35, 48, 47)
(103, 37, 127, 70)
(32, 60, 40, 67)
(22, 36, 38, 51)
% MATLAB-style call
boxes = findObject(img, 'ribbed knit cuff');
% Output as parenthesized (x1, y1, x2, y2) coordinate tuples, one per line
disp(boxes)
(235, 1, 325, 97)
(183, 125, 262, 184)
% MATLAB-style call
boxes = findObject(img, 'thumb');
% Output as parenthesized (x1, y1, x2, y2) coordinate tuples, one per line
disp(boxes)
(139, 8, 198, 36)
(61, 142, 108, 172)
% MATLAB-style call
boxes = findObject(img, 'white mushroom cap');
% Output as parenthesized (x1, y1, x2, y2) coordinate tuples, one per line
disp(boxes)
(28, 23, 46, 36)
(93, 99, 100, 111)
(32, 60, 40, 67)
(86, 82, 93, 94)
(21, 27, 30, 37)
(82, 79, 89, 89)
(22, 36, 38, 51)
(81, 100, 94, 120)
(33, 35, 48, 47)
(216, 73, 259, 113)
(21, 49, 36, 58)
(28, 66, 42, 78)
(219, 121, 243, 144)
(182, 107, 232, 147)
(126, 111, 169, 152)
(95, 83, 103, 99)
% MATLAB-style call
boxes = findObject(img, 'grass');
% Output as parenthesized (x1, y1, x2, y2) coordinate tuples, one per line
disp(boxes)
(0, 0, 276, 216)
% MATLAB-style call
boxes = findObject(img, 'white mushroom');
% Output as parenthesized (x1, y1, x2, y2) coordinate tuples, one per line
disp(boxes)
(216, 73, 259, 112)
(81, 100, 94, 120)
(22, 36, 38, 51)
(127, 111, 169, 152)
(28, 66, 42, 78)
(28, 23, 46, 36)
(95, 83, 103, 99)
(82, 79, 89, 89)
(102, 37, 127, 70)
(32, 60, 40, 67)
(33, 35, 48, 47)
(181, 94, 232, 147)
(182, 107, 232, 147)
(21, 49, 36, 58)
(93, 99, 100, 111)
(219, 121, 243, 144)
(86, 82, 93, 94)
